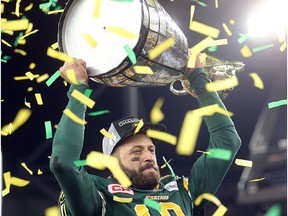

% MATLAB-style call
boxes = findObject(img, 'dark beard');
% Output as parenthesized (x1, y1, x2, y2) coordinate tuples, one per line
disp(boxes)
(119, 161, 160, 190)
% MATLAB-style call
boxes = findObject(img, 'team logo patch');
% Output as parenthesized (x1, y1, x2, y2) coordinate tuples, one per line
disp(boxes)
(164, 180, 179, 192)
(107, 184, 134, 195)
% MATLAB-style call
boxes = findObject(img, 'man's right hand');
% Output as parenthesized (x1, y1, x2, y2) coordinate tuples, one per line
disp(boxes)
(59, 59, 89, 86)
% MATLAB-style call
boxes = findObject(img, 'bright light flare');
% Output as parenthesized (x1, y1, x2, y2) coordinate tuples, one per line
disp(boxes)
(247, 0, 288, 38)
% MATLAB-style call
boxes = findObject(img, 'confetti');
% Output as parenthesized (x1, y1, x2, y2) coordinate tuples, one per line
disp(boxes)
(84, 89, 93, 97)
(213, 204, 227, 216)
(25, 71, 38, 80)
(24, 97, 31, 108)
(2, 172, 11, 197)
(215, 0, 218, 8)
(196, 150, 210, 155)
(46, 70, 60, 86)
(148, 37, 175, 60)
(29, 62, 36, 69)
(113, 196, 133, 203)
(24, 3, 33, 11)
(19, 29, 39, 40)
(252, 43, 274, 53)
(249, 73, 264, 89)
(134, 119, 144, 134)
(37, 169, 43, 175)
(192, 0, 207, 7)
(146, 130, 177, 145)
(268, 99, 287, 109)
(264, 204, 281, 216)
(189, 5, 195, 29)
(237, 33, 249, 44)
(207, 148, 232, 160)
(1, 108, 32, 135)
(235, 159, 253, 167)
(144, 198, 161, 212)
(205, 76, 239, 92)
(194, 193, 221, 206)
(45, 206, 60, 216)
(63, 108, 87, 125)
(222, 23, 232, 36)
(229, 19, 235, 25)
(1, 19, 29, 31)
(93, 0, 101, 18)
(160, 158, 172, 169)
(15, 0, 22, 17)
(106, 26, 138, 40)
(162, 156, 175, 177)
(48, 9, 64, 14)
(189, 21, 220, 38)
(21, 162, 33, 175)
(66, 69, 80, 84)
(1, 39, 12, 47)
(47, 47, 74, 62)
(150, 97, 164, 124)
(35, 93, 43, 105)
(71, 89, 96, 108)
(74, 160, 87, 167)
(279, 41, 286, 52)
(124, 44, 136, 64)
(208, 38, 228, 46)
(133, 66, 153, 75)
(100, 128, 114, 138)
(249, 177, 265, 182)
(82, 33, 97, 48)
(87, 110, 110, 116)
(25, 22, 33, 33)
(45, 121, 53, 139)
(240, 45, 252, 57)
(39, 0, 53, 9)
(51, 42, 58, 49)
(10, 176, 30, 187)
(14, 49, 27, 56)
(36, 73, 49, 83)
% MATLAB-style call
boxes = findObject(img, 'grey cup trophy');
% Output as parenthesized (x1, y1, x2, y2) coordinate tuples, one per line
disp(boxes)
(58, 0, 244, 99)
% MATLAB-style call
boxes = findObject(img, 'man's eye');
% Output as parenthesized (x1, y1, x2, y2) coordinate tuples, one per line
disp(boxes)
(133, 150, 141, 154)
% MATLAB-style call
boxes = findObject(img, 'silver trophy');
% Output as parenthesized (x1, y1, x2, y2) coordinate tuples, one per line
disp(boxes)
(58, 0, 244, 99)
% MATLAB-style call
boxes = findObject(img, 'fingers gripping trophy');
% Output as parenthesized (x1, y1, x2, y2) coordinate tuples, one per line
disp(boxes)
(58, 0, 245, 99)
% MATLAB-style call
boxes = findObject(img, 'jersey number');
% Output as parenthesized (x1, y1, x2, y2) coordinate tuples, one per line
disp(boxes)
(135, 202, 185, 216)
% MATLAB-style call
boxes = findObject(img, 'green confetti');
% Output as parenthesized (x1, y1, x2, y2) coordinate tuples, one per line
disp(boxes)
(14, 32, 24, 47)
(207, 148, 232, 160)
(124, 44, 137, 64)
(264, 204, 281, 216)
(192, 0, 207, 7)
(44, 121, 53, 139)
(268, 99, 287, 109)
(237, 33, 249, 44)
(252, 43, 274, 53)
(1, 59, 7, 63)
(39, 0, 53, 9)
(74, 160, 87, 167)
(84, 89, 93, 98)
(162, 156, 175, 178)
(208, 45, 217, 52)
(87, 110, 110, 116)
(144, 198, 161, 212)
(46, 70, 60, 86)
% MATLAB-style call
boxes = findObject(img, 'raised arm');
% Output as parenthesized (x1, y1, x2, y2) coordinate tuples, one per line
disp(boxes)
(50, 59, 101, 215)
(186, 59, 241, 212)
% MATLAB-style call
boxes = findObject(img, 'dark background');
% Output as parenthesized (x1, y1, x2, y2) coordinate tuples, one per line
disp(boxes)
(1, 0, 287, 215)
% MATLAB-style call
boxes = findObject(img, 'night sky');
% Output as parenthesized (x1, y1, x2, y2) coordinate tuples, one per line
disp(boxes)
(1, 0, 287, 215)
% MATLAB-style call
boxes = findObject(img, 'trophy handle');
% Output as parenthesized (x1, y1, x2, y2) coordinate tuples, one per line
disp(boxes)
(169, 80, 189, 96)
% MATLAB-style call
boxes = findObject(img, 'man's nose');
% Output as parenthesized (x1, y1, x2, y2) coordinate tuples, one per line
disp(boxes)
(142, 150, 155, 163)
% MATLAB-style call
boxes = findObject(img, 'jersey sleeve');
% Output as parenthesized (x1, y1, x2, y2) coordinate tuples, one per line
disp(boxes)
(50, 84, 102, 216)
(187, 68, 241, 212)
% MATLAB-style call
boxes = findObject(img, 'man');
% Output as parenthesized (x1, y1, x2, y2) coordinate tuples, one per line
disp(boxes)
(50, 57, 241, 215)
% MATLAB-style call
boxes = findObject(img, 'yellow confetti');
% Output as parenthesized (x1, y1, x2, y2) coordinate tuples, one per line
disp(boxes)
(48, 9, 64, 14)
(45, 206, 60, 216)
(106, 26, 138, 40)
(86, 151, 132, 187)
(2, 172, 11, 197)
(229, 19, 235, 25)
(8, 123, 13, 135)
(240, 45, 252, 57)
(249, 73, 264, 89)
(15, 0, 22, 17)
(148, 37, 175, 60)
(19, 29, 39, 40)
(208, 38, 228, 47)
(1, 39, 12, 47)
(222, 23, 232, 36)
(93, 0, 101, 17)
(280, 40, 286, 52)
(134, 119, 144, 134)
(196, 150, 210, 155)
(37, 169, 43, 175)
(1, 19, 29, 31)
(215, 0, 218, 8)
(66, 69, 80, 84)
(146, 130, 177, 145)
(113, 196, 133, 203)
(21, 162, 33, 175)
(82, 33, 97, 48)
(24, 97, 31, 108)
(100, 128, 114, 139)
(194, 193, 221, 206)
(199, 52, 207, 63)
(35, 93, 43, 105)
(25, 22, 33, 33)
(63, 108, 87, 125)
(150, 97, 164, 124)
(36, 74, 49, 83)
(71, 89, 96, 108)
(47, 47, 74, 62)
(18, 38, 26, 45)
(10, 176, 30, 187)
(27, 87, 33, 91)
(249, 177, 265, 182)
(24, 2, 33, 11)
(189, 21, 220, 38)
(1, 108, 32, 135)
(14, 48, 27, 56)
(51, 42, 58, 49)
(205, 76, 239, 92)
(133, 66, 154, 75)
(2, 30, 14, 35)
(29, 62, 36, 69)
(235, 159, 253, 167)
(213, 204, 227, 216)
(2, 188, 10, 197)
(1, 3, 4, 14)
(189, 5, 195, 29)
(25, 71, 38, 80)
(160, 158, 172, 169)
(14, 76, 33, 81)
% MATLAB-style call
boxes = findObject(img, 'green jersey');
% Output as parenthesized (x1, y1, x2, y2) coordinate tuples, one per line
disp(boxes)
(51, 68, 241, 216)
